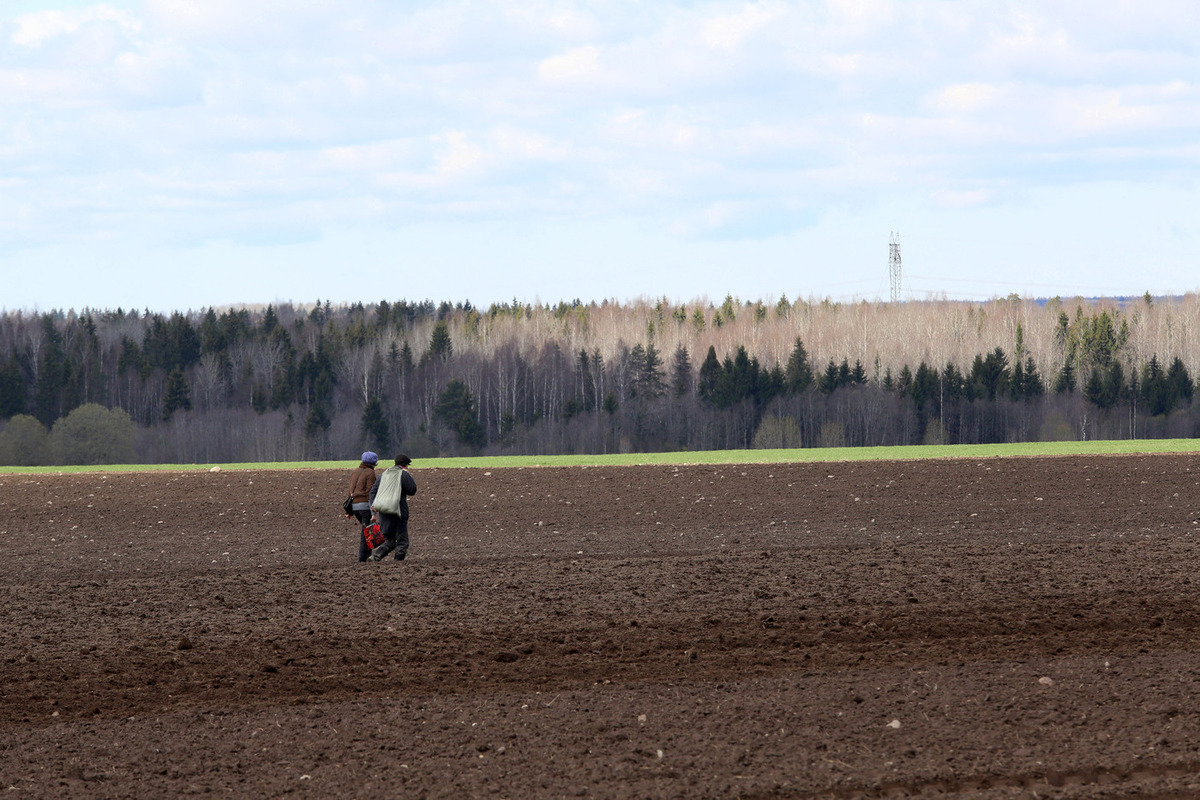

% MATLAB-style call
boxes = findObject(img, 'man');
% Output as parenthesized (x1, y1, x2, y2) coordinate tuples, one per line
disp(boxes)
(367, 454, 417, 561)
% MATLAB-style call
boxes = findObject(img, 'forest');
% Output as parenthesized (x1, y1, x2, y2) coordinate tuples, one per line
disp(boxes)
(0, 292, 1198, 465)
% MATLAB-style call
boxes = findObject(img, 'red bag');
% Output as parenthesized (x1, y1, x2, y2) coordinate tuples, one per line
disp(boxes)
(362, 521, 385, 549)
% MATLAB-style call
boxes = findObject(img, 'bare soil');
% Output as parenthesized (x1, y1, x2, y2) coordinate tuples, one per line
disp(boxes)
(4, 454, 1200, 798)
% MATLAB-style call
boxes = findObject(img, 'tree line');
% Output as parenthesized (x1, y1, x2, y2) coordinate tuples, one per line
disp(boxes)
(0, 293, 1198, 465)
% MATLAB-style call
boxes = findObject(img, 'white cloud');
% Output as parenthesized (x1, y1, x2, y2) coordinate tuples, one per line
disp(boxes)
(11, 4, 138, 47)
(491, 126, 569, 161)
(434, 131, 485, 177)
(501, 3, 600, 40)
(931, 188, 995, 209)
(1063, 90, 1147, 132)
(811, 52, 866, 78)
(932, 83, 1003, 113)
(700, 2, 780, 50)
(824, 0, 896, 35)
(141, 0, 338, 42)
(538, 44, 601, 83)
(0, 68, 82, 105)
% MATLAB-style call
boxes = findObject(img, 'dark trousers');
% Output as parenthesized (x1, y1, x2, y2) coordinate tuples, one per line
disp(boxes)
(354, 508, 374, 562)
(371, 510, 409, 560)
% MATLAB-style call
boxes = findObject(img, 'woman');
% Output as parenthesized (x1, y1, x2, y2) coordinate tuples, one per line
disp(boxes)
(347, 451, 379, 562)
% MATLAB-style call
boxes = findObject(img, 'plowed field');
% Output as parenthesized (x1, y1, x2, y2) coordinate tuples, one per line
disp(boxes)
(4, 454, 1200, 798)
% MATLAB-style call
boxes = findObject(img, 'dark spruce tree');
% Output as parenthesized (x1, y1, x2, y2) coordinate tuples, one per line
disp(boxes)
(428, 321, 453, 361)
(360, 396, 390, 452)
(162, 369, 192, 421)
(0, 355, 26, 419)
(434, 378, 484, 450)
(670, 344, 691, 397)
(784, 337, 813, 394)
(1167, 357, 1193, 410)
(697, 346, 720, 402)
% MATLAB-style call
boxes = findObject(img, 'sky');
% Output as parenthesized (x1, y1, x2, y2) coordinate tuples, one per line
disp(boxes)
(1, 0, 1197, 314)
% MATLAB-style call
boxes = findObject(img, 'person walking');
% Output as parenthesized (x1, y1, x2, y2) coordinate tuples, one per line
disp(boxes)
(347, 451, 379, 562)
(367, 454, 417, 561)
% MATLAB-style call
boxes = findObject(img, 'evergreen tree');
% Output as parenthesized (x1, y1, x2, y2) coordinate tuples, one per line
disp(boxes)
(1141, 356, 1168, 415)
(641, 342, 665, 399)
(360, 396, 390, 451)
(720, 294, 738, 322)
(499, 410, 516, 443)
(697, 346, 720, 402)
(199, 308, 225, 353)
(819, 359, 839, 394)
(308, 334, 338, 409)
(428, 321, 453, 361)
(577, 348, 597, 411)
(627, 344, 648, 398)
(837, 359, 851, 388)
(711, 346, 757, 408)
(162, 369, 192, 421)
(220, 308, 253, 348)
(759, 364, 785, 406)
(970, 348, 1010, 401)
(942, 362, 966, 403)
(850, 359, 867, 385)
(1019, 357, 1045, 400)
(1166, 356, 1193, 410)
(783, 337, 813, 394)
(563, 395, 583, 420)
(305, 400, 331, 437)
(0, 355, 26, 418)
(261, 305, 279, 334)
(1079, 309, 1122, 371)
(32, 316, 68, 427)
(434, 379, 484, 449)
(262, 326, 296, 410)
(711, 355, 739, 409)
(1009, 358, 1026, 401)
(1053, 360, 1076, 394)
(671, 344, 692, 397)
(1103, 361, 1125, 407)
(775, 294, 791, 318)
(1083, 367, 1106, 408)
(169, 312, 201, 370)
(117, 336, 146, 378)
(399, 341, 415, 374)
(251, 385, 267, 414)
(141, 312, 201, 372)
(1084, 363, 1124, 409)
(911, 362, 938, 414)
(375, 300, 391, 330)
(590, 349, 604, 411)
(63, 314, 101, 410)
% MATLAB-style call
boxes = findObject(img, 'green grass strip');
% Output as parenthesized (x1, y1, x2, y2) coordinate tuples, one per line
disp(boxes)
(3, 438, 1199, 474)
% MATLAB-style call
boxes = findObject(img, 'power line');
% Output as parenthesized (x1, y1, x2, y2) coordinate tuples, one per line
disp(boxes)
(905, 274, 1159, 296)
(888, 231, 902, 303)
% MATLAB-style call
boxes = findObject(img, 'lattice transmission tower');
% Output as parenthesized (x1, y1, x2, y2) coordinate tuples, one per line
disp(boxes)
(888, 231, 902, 303)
